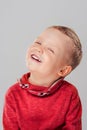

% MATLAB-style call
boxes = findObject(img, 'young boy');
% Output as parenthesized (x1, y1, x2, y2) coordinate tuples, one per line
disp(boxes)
(3, 26, 82, 130)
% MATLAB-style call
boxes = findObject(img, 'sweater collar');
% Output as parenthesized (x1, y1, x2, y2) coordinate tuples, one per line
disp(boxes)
(18, 73, 64, 97)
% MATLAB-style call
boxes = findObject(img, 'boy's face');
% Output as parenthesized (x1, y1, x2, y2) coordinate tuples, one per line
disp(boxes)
(26, 28, 72, 78)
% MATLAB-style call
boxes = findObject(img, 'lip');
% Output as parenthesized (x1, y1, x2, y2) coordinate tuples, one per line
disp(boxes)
(31, 54, 42, 62)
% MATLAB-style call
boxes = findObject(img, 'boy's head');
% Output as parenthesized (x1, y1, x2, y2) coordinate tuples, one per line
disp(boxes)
(26, 26, 82, 80)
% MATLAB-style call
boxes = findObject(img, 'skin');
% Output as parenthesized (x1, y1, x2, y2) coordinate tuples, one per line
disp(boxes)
(26, 28, 72, 87)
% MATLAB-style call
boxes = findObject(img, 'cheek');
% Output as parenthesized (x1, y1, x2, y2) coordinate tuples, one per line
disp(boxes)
(45, 52, 57, 64)
(43, 55, 58, 70)
(25, 48, 31, 65)
(45, 54, 63, 71)
(26, 47, 31, 58)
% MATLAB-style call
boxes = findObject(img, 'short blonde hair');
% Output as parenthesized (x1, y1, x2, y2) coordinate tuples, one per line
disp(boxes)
(48, 26, 82, 70)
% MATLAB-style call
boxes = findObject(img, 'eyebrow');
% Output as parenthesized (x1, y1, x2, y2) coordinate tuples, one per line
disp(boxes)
(35, 37, 59, 50)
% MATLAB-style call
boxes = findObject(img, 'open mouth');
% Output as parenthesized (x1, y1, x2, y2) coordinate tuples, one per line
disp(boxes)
(31, 54, 42, 62)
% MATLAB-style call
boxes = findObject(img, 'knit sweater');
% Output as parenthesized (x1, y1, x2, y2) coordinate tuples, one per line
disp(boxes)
(3, 73, 82, 130)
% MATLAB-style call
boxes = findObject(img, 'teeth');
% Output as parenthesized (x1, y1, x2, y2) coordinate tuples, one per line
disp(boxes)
(31, 54, 41, 62)
(32, 55, 38, 60)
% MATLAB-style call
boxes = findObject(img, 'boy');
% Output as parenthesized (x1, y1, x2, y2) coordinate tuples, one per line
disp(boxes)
(3, 26, 82, 130)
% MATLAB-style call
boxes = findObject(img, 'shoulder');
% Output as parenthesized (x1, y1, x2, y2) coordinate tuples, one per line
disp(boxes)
(5, 82, 21, 99)
(58, 80, 82, 109)
(61, 80, 80, 98)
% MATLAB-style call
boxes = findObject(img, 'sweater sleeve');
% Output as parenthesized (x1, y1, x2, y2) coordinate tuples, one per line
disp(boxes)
(62, 89, 82, 130)
(3, 88, 20, 130)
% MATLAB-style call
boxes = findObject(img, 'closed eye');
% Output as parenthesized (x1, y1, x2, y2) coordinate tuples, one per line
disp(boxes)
(48, 48, 54, 54)
(35, 41, 42, 45)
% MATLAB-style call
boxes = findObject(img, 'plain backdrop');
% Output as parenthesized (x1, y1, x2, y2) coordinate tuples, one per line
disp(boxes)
(0, 0, 87, 129)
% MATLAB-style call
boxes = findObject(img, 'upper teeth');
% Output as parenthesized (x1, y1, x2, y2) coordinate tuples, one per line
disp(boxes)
(31, 54, 41, 62)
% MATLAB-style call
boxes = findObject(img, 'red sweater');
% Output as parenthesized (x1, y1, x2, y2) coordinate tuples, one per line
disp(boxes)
(3, 73, 82, 130)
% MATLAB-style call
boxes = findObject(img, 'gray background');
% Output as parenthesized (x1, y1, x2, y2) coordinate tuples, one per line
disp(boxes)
(0, 0, 86, 129)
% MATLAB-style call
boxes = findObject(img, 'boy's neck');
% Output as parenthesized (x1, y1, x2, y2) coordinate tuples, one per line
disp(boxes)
(28, 72, 60, 87)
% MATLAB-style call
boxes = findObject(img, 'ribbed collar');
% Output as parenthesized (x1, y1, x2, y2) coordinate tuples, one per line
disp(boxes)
(18, 73, 64, 97)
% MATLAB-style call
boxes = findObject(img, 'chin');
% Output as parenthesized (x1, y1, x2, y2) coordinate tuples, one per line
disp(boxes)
(26, 64, 37, 72)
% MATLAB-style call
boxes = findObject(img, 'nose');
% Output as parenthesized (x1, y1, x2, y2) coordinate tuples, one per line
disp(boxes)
(35, 45, 44, 54)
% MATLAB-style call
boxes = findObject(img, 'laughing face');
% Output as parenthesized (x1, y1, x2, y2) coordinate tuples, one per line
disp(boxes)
(26, 28, 72, 80)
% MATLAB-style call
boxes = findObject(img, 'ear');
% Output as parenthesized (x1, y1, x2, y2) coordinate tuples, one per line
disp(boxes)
(58, 65, 72, 77)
